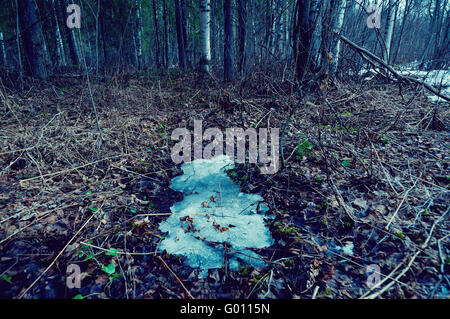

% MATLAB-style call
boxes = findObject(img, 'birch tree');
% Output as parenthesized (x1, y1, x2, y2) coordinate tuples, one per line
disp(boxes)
(330, 0, 346, 75)
(383, 0, 395, 64)
(199, 0, 211, 72)
(135, 0, 142, 70)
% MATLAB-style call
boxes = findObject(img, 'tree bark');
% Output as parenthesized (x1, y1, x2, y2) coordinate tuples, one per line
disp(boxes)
(199, 0, 211, 72)
(51, 0, 66, 67)
(330, 0, 346, 76)
(175, 0, 186, 69)
(383, 0, 395, 64)
(0, 27, 6, 67)
(17, 0, 48, 79)
(293, 0, 312, 81)
(223, 0, 234, 82)
(135, 0, 143, 70)
(163, 0, 169, 67)
(237, 0, 246, 74)
(152, 0, 161, 67)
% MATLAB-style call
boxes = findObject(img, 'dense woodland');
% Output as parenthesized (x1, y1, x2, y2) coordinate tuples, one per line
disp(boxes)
(0, 0, 449, 300)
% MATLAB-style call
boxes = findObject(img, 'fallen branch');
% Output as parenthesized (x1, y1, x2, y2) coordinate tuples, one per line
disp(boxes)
(334, 33, 450, 103)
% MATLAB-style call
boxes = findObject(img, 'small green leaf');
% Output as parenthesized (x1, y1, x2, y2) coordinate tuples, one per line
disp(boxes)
(88, 207, 98, 213)
(102, 264, 116, 275)
(109, 273, 122, 284)
(106, 248, 119, 256)
(129, 207, 137, 214)
(341, 160, 351, 168)
(86, 190, 92, 195)
(1, 275, 12, 284)
(73, 294, 84, 299)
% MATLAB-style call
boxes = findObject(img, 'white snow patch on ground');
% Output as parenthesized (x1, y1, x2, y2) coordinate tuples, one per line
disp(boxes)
(158, 155, 274, 277)
(359, 66, 450, 103)
(398, 68, 450, 103)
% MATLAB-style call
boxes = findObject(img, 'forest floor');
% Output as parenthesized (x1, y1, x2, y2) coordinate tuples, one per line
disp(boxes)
(0, 70, 449, 299)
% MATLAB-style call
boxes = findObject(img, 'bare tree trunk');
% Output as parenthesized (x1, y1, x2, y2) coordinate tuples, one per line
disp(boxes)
(237, 0, 246, 74)
(175, 0, 186, 69)
(51, 0, 66, 68)
(224, 0, 234, 82)
(181, 0, 190, 68)
(199, 0, 211, 72)
(0, 27, 6, 67)
(163, 0, 169, 68)
(330, 0, 346, 76)
(152, 0, 161, 67)
(135, 0, 143, 70)
(383, 0, 395, 64)
(18, 0, 48, 79)
(392, 0, 410, 64)
(15, 0, 23, 76)
(293, 0, 312, 81)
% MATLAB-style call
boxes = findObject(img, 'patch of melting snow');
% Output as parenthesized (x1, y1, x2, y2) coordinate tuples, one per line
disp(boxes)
(158, 155, 274, 277)
(398, 69, 450, 103)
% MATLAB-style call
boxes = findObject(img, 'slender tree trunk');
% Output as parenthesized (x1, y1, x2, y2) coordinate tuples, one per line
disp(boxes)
(51, 0, 66, 67)
(175, 0, 186, 69)
(163, 0, 169, 68)
(17, 0, 48, 79)
(199, 0, 211, 72)
(330, 0, 346, 76)
(99, 0, 107, 68)
(383, 0, 395, 64)
(237, 0, 246, 74)
(181, 0, 190, 68)
(293, 0, 312, 81)
(152, 0, 161, 67)
(135, 0, 143, 70)
(15, 0, 23, 75)
(224, 0, 234, 82)
(392, 0, 410, 64)
(0, 27, 6, 67)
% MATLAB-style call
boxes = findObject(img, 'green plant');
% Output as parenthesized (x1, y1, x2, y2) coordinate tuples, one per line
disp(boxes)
(238, 265, 250, 276)
(1, 275, 12, 284)
(396, 232, 405, 239)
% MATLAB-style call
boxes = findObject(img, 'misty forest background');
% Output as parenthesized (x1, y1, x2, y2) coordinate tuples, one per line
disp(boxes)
(0, 0, 449, 299)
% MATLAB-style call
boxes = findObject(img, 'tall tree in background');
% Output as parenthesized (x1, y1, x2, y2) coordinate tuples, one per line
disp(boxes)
(135, 0, 143, 70)
(51, 0, 66, 67)
(293, 0, 312, 81)
(223, 0, 234, 82)
(152, 0, 161, 66)
(330, 0, 346, 75)
(199, 0, 211, 73)
(238, 0, 246, 74)
(383, 0, 395, 64)
(18, 0, 48, 79)
(163, 0, 169, 67)
(175, 0, 186, 69)
(0, 27, 6, 67)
